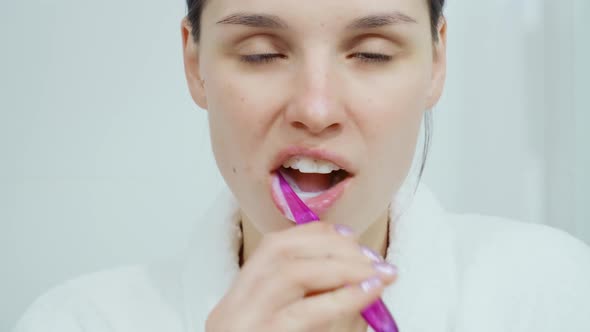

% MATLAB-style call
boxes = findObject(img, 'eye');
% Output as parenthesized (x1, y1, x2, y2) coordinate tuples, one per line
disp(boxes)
(240, 53, 287, 64)
(349, 52, 393, 63)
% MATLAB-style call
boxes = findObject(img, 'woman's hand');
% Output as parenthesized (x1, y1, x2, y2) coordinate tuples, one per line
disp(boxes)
(205, 222, 398, 332)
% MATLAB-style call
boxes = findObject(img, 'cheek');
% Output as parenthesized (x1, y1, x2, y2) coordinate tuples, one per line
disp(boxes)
(354, 65, 429, 188)
(205, 72, 277, 190)
(206, 82, 258, 178)
(360, 68, 429, 145)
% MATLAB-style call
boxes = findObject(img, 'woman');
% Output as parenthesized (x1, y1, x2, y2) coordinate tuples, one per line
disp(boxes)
(14, 0, 590, 331)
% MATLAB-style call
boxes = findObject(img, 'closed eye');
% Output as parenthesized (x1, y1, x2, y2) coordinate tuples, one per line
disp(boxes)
(240, 53, 286, 64)
(239, 52, 393, 65)
(349, 52, 393, 63)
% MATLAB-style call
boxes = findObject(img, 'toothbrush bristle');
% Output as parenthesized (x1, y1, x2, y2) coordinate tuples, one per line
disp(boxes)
(277, 172, 320, 224)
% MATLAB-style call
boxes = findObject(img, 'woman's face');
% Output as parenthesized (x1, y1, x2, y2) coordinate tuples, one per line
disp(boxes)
(182, 0, 446, 233)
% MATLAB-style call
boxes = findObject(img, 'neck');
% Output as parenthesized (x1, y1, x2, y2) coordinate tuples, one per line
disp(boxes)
(240, 207, 391, 265)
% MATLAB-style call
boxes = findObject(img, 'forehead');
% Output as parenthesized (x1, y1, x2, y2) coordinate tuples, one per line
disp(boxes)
(201, 0, 431, 30)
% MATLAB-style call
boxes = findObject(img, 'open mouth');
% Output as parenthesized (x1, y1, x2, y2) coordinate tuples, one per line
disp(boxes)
(270, 155, 354, 219)
(278, 166, 350, 198)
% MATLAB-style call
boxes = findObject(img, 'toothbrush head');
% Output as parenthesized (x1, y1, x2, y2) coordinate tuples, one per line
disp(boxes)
(277, 171, 320, 224)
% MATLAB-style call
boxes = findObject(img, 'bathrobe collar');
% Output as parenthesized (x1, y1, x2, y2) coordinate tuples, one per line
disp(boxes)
(181, 183, 458, 331)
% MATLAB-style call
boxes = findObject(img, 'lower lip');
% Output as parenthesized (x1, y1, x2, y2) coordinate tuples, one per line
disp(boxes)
(270, 171, 353, 219)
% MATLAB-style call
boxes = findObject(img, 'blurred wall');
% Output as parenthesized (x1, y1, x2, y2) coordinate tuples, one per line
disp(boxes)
(424, 0, 589, 243)
(573, 0, 590, 245)
(1, 0, 588, 329)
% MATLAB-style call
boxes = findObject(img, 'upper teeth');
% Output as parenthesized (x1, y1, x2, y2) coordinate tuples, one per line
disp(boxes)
(282, 156, 342, 174)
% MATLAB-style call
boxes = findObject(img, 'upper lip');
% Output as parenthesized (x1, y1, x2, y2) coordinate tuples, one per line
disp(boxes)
(270, 146, 355, 175)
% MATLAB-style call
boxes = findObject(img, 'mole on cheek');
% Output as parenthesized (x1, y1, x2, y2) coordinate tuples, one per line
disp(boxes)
(232, 167, 237, 174)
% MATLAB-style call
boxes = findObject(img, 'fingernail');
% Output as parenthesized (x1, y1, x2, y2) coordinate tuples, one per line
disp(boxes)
(360, 276, 383, 292)
(361, 245, 384, 262)
(374, 262, 398, 276)
(334, 224, 355, 237)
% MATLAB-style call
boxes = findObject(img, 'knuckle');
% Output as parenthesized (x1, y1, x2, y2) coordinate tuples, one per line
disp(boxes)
(302, 221, 333, 235)
(256, 265, 277, 286)
(275, 305, 324, 332)
(260, 232, 278, 248)
(280, 263, 302, 285)
(261, 233, 286, 254)
(317, 222, 336, 234)
(332, 305, 350, 321)
(273, 306, 299, 331)
(264, 319, 283, 332)
(205, 306, 236, 331)
(328, 292, 355, 318)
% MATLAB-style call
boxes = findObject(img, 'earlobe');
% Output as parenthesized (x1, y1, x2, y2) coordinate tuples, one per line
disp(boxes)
(426, 18, 447, 110)
(181, 18, 208, 110)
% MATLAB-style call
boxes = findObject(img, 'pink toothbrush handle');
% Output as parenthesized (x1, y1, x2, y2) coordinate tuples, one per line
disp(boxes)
(361, 298, 399, 332)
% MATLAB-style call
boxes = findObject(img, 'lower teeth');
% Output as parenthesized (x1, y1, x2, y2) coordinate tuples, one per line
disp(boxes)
(293, 187, 324, 199)
(278, 169, 326, 199)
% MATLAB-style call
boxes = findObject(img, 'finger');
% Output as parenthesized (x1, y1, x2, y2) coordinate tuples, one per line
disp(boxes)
(285, 259, 398, 294)
(272, 276, 388, 331)
(237, 223, 383, 300)
(248, 258, 397, 312)
(253, 222, 374, 264)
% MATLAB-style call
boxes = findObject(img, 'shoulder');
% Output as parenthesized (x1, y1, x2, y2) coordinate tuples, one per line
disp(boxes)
(13, 262, 184, 332)
(446, 213, 590, 330)
(446, 213, 590, 273)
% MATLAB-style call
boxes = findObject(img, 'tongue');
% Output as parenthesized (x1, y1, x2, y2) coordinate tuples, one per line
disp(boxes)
(282, 168, 333, 192)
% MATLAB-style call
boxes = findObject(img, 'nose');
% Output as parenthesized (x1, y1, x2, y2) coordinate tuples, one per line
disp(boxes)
(284, 64, 345, 136)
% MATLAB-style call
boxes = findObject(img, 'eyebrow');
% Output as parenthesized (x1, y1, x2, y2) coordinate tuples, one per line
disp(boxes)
(347, 12, 418, 29)
(216, 11, 417, 30)
(216, 13, 288, 29)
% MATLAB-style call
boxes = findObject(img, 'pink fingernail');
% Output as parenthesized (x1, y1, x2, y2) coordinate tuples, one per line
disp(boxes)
(334, 224, 355, 237)
(374, 262, 398, 276)
(360, 276, 383, 292)
(361, 245, 384, 262)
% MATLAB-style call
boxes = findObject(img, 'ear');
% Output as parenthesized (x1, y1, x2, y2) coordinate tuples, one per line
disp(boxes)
(181, 17, 208, 110)
(426, 17, 447, 110)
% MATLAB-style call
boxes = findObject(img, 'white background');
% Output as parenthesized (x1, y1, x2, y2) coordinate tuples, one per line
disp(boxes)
(1, 0, 588, 329)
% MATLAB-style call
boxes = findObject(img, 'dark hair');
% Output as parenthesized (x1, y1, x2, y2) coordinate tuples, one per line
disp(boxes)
(185, 0, 444, 185)
(186, 0, 446, 43)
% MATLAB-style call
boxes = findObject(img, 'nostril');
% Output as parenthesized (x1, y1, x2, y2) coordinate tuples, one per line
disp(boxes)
(291, 121, 341, 133)
(291, 121, 306, 130)
(326, 123, 340, 131)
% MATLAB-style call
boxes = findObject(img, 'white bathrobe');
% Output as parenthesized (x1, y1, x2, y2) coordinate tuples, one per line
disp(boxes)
(13, 184, 590, 332)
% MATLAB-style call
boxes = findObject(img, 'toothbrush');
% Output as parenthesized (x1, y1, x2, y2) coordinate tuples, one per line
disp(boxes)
(277, 172, 399, 332)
